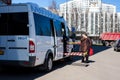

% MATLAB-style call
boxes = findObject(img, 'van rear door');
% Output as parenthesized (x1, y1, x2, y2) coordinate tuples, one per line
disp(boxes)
(0, 12, 29, 61)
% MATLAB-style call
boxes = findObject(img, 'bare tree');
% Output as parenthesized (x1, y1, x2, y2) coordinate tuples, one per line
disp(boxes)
(48, 0, 58, 14)
(0, 0, 11, 5)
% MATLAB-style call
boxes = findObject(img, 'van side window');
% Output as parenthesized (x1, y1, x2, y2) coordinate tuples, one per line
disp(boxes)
(53, 20, 62, 37)
(33, 13, 51, 36)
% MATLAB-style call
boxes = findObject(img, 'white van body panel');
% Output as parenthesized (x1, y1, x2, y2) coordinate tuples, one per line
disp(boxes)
(0, 4, 30, 62)
(35, 36, 54, 65)
(0, 3, 72, 67)
(0, 36, 29, 61)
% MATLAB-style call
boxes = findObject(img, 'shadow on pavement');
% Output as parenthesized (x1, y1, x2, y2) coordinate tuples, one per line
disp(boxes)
(0, 45, 111, 80)
(73, 45, 111, 55)
(0, 57, 94, 80)
(92, 45, 111, 55)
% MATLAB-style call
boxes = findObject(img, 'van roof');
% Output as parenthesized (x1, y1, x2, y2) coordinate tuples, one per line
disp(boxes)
(29, 3, 65, 22)
(0, 3, 65, 22)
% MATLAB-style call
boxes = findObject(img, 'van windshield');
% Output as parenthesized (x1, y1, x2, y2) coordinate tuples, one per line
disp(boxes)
(0, 12, 29, 35)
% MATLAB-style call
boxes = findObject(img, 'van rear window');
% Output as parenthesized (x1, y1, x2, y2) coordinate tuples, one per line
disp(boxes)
(0, 13, 29, 35)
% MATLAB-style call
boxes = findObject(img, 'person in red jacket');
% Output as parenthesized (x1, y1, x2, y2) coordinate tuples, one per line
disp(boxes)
(80, 33, 92, 63)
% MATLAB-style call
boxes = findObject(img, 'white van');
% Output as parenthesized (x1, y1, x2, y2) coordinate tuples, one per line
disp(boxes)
(0, 3, 72, 71)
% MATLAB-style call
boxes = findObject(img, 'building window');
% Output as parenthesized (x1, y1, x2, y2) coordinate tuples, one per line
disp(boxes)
(91, 13, 94, 34)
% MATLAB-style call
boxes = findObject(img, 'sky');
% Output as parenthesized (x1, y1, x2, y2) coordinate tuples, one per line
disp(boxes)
(12, 0, 120, 12)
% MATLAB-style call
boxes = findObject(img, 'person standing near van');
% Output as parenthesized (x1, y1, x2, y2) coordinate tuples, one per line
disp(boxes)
(80, 33, 92, 63)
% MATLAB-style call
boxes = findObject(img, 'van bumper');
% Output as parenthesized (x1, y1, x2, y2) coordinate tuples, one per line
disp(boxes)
(0, 56, 36, 67)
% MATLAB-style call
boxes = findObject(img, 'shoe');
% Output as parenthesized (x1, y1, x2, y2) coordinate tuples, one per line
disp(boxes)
(81, 60, 85, 63)
(85, 60, 89, 63)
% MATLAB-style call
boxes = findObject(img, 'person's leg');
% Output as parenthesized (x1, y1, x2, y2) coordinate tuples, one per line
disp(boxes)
(85, 53, 89, 63)
(81, 55, 85, 63)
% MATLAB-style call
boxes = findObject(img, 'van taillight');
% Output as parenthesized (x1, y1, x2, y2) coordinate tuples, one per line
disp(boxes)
(29, 40, 35, 53)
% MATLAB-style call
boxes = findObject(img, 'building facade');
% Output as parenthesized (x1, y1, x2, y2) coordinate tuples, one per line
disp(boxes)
(59, 0, 120, 37)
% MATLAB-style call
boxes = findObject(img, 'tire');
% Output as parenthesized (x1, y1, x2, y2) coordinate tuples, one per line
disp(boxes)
(102, 41, 105, 46)
(114, 48, 116, 51)
(102, 43, 105, 46)
(105, 41, 109, 46)
(44, 56, 53, 72)
(116, 48, 118, 52)
(110, 42, 115, 47)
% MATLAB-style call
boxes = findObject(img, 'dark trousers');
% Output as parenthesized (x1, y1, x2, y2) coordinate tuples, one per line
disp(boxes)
(81, 51, 89, 63)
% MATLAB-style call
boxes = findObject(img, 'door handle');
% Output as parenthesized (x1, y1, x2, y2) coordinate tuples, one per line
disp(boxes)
(7, 40, 15, 42)
(53, 45, 58, 48)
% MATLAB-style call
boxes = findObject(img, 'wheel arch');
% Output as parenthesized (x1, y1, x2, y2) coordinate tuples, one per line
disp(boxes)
(45, 49, 54, 61)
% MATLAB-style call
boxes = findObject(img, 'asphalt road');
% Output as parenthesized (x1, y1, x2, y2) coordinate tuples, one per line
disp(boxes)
(0, 46, 120, 80)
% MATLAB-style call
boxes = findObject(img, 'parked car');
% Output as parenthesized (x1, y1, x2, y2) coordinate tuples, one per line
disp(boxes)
(114, 39, 120, 51)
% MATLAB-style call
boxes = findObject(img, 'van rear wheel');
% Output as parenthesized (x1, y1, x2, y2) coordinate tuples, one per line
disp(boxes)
(44, 56, 53, 72)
